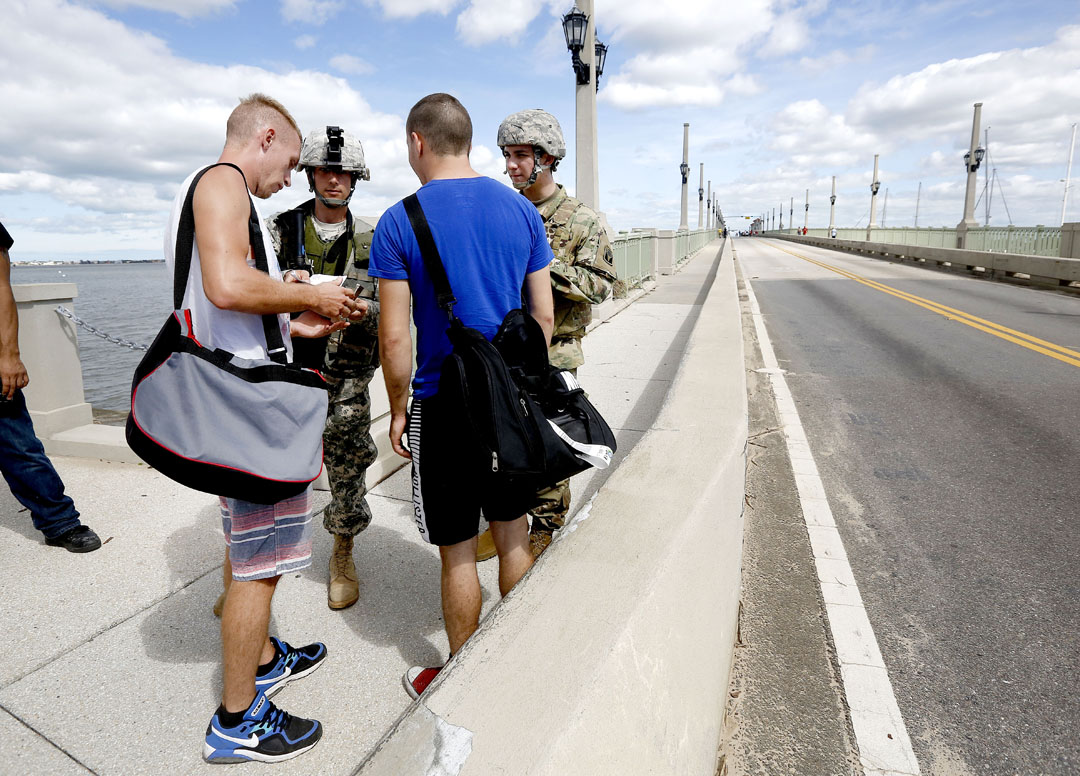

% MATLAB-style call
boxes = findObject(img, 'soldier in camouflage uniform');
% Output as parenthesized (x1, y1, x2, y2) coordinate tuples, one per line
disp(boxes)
(482, 108, 616, 559)
(209, 126, 378, 612)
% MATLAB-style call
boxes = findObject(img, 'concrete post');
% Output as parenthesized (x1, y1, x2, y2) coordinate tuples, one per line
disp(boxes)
(706, 180, 712, 229)
(14, 284, 93, 439)
(656, 229, 676, 275)
(957, 102, 983, 248)
(869, 154, 880, 228)
(679, 123, 689, 231)
(1060, 222, 1080, 259)
(697, 163, 704, 229)
(574, 0, 599, 210)
(829, 175, 836, 232)
(803, 188, 809, 231)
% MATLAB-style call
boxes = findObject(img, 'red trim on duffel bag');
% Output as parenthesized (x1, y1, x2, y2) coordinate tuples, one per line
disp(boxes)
(178, 309, 203, 348)
(129, 358, 318, 486)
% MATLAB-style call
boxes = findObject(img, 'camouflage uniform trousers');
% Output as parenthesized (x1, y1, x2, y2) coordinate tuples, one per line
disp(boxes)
(530, 363, 577, 536)
(322, 368, 378, 537)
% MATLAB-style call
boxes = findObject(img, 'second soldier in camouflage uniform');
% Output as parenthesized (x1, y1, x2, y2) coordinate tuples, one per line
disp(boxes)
(492, 109, 616, 558)
(268, 126, 379, 609)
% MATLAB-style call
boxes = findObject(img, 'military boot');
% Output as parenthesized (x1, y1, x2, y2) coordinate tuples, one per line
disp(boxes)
(475, 528, 497, 562)
(529, 530, 553, 559)
(328, 535, 359, 610)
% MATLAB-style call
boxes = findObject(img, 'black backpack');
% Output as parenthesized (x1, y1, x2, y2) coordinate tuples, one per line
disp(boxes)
(403, 194, 615, 489)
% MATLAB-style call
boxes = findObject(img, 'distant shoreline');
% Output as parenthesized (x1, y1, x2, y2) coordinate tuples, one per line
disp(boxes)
(13, 259, 165, 266)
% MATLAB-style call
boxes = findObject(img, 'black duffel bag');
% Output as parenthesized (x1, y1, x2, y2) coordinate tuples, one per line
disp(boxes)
(403, 194, 615, 489)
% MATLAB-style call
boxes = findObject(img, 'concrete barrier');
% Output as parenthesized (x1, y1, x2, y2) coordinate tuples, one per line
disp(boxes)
(357, 239, 746, 775)
(772, 233, 1080, 290)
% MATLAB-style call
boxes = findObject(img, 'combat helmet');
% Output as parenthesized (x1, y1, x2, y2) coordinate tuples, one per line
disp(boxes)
(497, 109, 565, 189)
(297, 125, 370, 207)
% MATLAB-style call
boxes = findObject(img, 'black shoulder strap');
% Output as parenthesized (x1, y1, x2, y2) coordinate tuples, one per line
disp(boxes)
(402, 193, 456, 318)
(173, 162, 288, 364)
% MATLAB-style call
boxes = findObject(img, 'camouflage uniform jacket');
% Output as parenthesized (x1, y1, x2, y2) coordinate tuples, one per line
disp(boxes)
(266, 199, 379, 376)
(533, 185, 617, 369)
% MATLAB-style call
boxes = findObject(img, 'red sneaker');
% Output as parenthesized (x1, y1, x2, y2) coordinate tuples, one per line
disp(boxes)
(402, 666, 441, 700)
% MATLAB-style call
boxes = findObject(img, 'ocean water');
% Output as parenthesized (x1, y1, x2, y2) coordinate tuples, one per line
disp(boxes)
(12, 263, 173, 412)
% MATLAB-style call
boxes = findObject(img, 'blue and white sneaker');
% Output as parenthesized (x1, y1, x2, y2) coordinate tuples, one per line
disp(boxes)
(204, 691, 322, 763)
(255, 637, 327, 698)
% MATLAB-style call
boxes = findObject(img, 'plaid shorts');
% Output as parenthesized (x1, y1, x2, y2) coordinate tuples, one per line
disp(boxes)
(220, 488, 313, 581)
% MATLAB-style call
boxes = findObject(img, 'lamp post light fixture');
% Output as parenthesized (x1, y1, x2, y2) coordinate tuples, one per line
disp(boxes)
(594, 40, 607, 91)
(957, 102, 984, 245)
(679, 122, 689, 231)
(868, 153, 881, 232)
(561, 6, 590, 85)
(562, 1, 599, 210)
(829, 175, 837, 233)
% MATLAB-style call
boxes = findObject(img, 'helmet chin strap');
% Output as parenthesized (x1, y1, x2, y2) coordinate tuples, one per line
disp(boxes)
(504, 148, 550, 190)
(308, 170, 355, 208)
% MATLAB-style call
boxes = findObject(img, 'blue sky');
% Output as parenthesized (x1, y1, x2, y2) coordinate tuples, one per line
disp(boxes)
(1, 0, 1078, 259)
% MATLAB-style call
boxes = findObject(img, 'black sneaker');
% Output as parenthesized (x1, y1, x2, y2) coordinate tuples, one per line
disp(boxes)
(255, 637, 327, 698)
(44, 525, 101, 553)
(204, 691, 322, 764)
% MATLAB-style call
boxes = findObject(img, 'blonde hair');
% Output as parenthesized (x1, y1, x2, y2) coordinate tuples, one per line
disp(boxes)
(225, 93, 302, 148)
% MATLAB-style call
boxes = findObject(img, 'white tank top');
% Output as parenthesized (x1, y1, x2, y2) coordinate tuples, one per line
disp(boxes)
(164, 166, 293, 361)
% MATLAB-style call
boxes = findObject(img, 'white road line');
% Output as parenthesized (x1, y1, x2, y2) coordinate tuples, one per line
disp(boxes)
(742, 265, 922, 776)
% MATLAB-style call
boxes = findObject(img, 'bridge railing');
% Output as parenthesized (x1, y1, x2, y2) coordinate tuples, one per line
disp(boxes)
(762, 225, 1062, 257)
(611, 228, 718, 289)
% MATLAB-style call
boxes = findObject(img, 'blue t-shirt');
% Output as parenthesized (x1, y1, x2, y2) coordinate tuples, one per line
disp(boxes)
(370, 177, 552, 399)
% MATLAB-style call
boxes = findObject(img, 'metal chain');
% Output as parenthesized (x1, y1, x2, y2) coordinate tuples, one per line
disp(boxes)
(54, 305, 149, 352)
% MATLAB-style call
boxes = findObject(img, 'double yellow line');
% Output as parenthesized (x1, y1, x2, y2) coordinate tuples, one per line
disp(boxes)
(767, 242, 1080, 369)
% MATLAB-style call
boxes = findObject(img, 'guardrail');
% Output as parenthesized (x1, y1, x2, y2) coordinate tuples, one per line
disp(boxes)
(612, 227, 717, 288)
(769, 233, 1080, 290)
(762, 225, 1062, 257)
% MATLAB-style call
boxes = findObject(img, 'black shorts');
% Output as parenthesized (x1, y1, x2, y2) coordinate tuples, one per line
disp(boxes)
(406, 393, 539, 546)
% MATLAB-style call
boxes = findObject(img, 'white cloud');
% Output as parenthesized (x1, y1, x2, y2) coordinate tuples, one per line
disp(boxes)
(280, 0, 344, 25)
(0, 0, 411, 250)
(595, 0, 819, 110)
(330, 54, 376, 74)
(90, 0, 237, 16)
(455, 0, 544, 46)
(294, 34, 317, 49)
(362, 0, 460, 19)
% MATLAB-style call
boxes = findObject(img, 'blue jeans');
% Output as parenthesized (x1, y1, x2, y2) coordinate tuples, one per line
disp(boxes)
(0, 390, 81, 540)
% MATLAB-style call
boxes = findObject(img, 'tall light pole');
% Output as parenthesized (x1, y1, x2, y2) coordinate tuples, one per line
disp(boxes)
(706, 180, 712, 229)
(779, 202, 783, 230)
(697, 163, 704, 229)
(829, 175, 837, 232)
(1062, 123, 1076, 226)
(914, 181, 922, 227)
(772, 208, 775, 230)
(679, 123, 690, 231)
(869, 154, 881, 229)
(957, 102, 984, 247)
(803, 188, 809, 231)
(789, 197, 793, 232)
(562, 2, 599, 210)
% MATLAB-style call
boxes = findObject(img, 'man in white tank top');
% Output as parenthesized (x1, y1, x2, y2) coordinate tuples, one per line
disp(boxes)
(179, 94, 360, 765)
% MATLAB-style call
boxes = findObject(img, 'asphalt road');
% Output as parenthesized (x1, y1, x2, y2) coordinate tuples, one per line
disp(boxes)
(735, 237, 1079, 776)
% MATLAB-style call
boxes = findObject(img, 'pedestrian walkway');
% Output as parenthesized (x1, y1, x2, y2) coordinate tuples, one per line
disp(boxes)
(0, 242, 721, 776)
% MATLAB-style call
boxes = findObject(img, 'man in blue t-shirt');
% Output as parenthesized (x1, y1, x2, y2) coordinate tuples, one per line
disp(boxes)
(371, 93, 554, 699)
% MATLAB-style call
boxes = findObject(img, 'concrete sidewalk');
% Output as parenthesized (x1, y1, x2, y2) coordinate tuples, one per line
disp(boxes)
(0, 243, 721, 776)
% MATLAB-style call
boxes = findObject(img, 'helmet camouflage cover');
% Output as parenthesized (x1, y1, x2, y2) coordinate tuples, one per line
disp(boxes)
(497, 109, 566, 160)
(297, 126, 370, 181)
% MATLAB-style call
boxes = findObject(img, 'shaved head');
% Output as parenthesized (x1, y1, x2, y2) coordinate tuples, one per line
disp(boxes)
(225, 93, 302, 149)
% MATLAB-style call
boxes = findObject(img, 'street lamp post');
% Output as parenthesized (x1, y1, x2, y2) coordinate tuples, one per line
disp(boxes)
(679, 123, 690, 231)
(957, 102, 984, 247)
(829, 175, 837, 233)
(706, 180, 712, 229)
(869, 154, 881, 231)
(699, 160, 708, 227)
(562, 2, 599, 210)
(779, 202, 783, 230)
(804, 188, 809, 231)
(789, 197, 793, 232)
